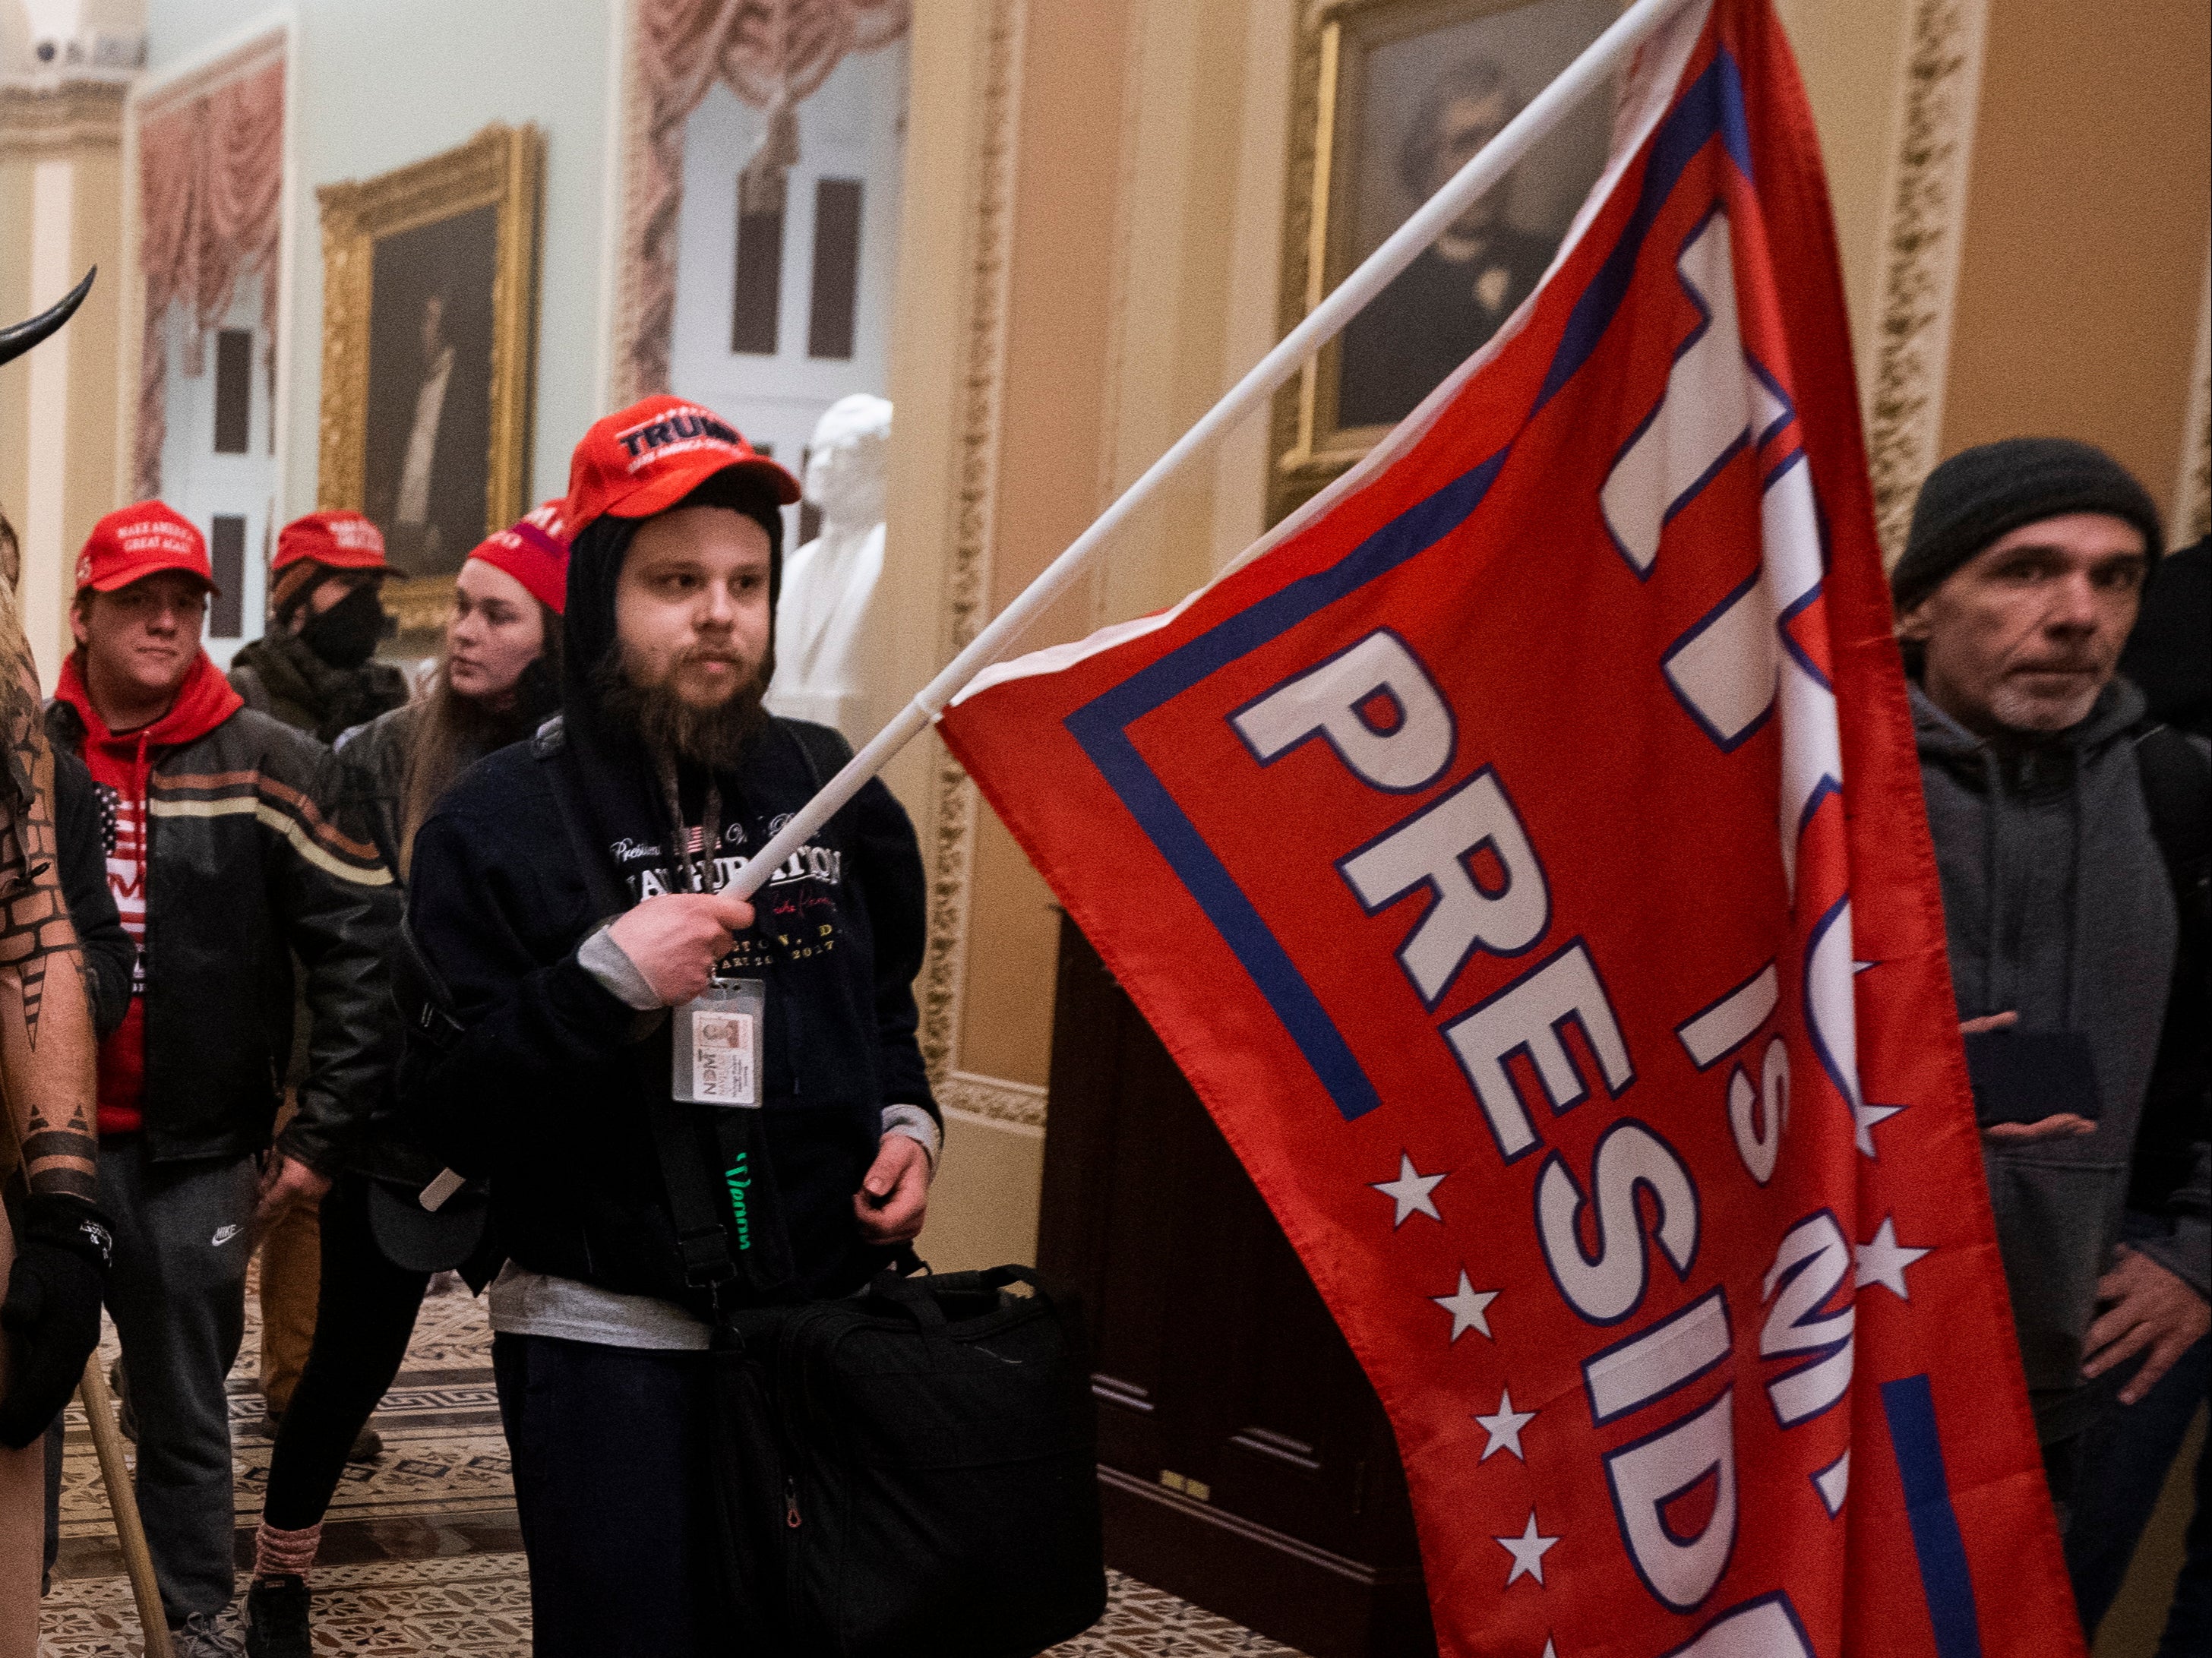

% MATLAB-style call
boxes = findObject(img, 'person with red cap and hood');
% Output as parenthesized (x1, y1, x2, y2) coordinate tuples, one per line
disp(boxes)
(229, 510, 410, 744)
(400, 398, 939, 1656)
(44, 503, 398, 1658)
(239, 503, 573, 1656)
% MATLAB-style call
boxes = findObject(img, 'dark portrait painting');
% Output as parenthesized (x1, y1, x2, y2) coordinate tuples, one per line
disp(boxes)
(1333, 0, 1616, 434)
(361, 204, 499, 577)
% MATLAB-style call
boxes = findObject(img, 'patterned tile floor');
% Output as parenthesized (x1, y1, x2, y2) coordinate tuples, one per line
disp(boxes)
(40, 1265, 1302, 1656)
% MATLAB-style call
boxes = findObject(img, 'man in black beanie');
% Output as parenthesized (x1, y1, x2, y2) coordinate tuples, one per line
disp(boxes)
(400, 396, 940, 1656)
(1894, 437, 2208, 1625)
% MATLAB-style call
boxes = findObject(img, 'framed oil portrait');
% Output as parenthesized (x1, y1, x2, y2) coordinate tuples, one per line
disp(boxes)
(1269, 0, 1618, 525)
(315, 123, 544, 634)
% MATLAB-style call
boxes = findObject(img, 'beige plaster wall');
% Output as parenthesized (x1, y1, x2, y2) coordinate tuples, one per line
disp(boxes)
(952, 0, 1132, 1092)
(0, 85, 127, 681)
(954, 0, 1300, 1094)
(0, 156, 31, 583)
(874, 0, 999, 829)
(1774, 0, 1913, 392)
(62, 140, 122, 667)
(917, 1108, 1045, 1274)
(1941, 0, 2210, 499)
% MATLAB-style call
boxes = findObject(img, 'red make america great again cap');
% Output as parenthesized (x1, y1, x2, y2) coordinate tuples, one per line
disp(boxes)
(75, 501, 216, 595)
(274, 510, 390, 574)
(564, 395, 800, 535)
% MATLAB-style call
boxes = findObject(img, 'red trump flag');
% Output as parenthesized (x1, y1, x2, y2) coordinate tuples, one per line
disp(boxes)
(938, 2, 2081, 1653)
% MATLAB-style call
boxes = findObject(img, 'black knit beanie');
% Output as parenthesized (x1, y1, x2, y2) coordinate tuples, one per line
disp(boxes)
(1891, 437, 2163, 614)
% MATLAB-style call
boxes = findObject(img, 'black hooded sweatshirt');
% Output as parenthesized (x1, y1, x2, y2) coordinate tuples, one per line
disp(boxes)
(399, 489, 936, 1311)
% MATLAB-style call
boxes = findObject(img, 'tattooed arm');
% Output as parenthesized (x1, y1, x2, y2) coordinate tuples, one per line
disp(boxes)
(0, 579, 94, 1200)
(0, 535, 107, 1451)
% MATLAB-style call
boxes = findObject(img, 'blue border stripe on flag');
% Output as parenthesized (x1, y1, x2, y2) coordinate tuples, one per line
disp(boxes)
(1062, 55, 1748, 1123)
(1879, 1374, 1984, 1658)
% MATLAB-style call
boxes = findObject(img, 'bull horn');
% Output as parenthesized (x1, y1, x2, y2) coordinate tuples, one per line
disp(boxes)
(0, 268, 95, 367)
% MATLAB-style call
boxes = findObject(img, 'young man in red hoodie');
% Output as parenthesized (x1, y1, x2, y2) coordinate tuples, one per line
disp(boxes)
(46, 504, 398, 1658)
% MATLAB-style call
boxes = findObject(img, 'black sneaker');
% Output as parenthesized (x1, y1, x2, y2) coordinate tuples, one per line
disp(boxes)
(245, 1574, 310, 1658)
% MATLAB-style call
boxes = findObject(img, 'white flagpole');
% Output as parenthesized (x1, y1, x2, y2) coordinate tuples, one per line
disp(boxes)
(730, 0, 1696, 902)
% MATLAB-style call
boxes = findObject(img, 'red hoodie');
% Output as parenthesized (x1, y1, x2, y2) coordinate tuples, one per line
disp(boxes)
(54, 651, 244, 1132)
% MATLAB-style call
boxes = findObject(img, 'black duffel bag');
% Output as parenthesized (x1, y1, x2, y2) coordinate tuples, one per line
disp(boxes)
(711, 1265, 1107, 1656)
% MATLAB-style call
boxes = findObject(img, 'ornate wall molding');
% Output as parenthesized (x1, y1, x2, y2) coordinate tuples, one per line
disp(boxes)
(2178, 247, 2210, 545)
(0, 79, 126, 158)
(1863, 0, 1990, 561)
(916, 0, 1027, 1088)
(314, 123, 544, 633)
(1084, 2, 1149, 631)
(1262, 2, 1335, 532)
(940, 1069, 1048, 1132)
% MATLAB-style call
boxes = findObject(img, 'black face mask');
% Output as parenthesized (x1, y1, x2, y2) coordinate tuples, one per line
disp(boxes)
(300, 583, 388, 670)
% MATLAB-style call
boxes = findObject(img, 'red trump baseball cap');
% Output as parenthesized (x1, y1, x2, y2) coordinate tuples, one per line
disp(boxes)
(273, 510, 390, 575)
(564, 395, 799, 535)
(466, 499, 572, 615)
(74, 502, 216, 595)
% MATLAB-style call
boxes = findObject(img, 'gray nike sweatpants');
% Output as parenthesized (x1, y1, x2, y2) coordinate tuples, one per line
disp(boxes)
(100, 1136, 258, 1627)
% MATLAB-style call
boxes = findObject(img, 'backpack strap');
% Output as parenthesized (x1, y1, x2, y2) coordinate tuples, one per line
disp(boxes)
(391, 914, 466, 1055)
(776, 717, 854, 793)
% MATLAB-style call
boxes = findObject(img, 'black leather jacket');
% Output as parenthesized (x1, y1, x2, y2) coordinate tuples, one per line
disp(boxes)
(46, 698, 400, 1173)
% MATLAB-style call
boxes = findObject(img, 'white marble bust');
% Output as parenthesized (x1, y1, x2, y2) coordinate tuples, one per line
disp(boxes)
(767, 394, 893, 742)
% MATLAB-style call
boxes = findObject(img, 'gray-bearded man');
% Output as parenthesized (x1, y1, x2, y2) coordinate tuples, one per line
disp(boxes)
(1891, 438, 2208, 1601)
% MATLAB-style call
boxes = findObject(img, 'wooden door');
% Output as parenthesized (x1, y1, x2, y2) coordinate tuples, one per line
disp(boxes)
(1038, 917, 1437, 1658)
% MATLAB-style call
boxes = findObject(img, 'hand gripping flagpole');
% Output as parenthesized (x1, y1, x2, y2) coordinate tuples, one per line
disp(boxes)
(728, 0, 1697, 904)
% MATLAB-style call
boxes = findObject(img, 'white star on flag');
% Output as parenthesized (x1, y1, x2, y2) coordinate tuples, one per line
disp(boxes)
(1474, 1388, 1536, 1461)
(1372, 1152, 1446, 1226)
(1433, 1270, 1498, 1341)
(1853, 1097, 1904, 1155)
(1496, 1511, 1559, 1586)
(1854, 1215, 1929, 1299)
(1541, 1643, 1559, 1658)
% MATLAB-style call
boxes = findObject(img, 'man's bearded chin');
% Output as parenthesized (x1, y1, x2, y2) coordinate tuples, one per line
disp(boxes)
(594, 639, 774, 769)
(1989, 675, 2105, 734)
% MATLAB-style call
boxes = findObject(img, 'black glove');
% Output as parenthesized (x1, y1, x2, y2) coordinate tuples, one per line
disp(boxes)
(0, 1192, 112, 1449)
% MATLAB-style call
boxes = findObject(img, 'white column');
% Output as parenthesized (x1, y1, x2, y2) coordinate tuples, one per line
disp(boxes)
(24, 154, 74, 687)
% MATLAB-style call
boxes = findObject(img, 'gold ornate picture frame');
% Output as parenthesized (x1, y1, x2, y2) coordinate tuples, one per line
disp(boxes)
(1268, 0, 1618, 527)
(314, 123, 544, 635)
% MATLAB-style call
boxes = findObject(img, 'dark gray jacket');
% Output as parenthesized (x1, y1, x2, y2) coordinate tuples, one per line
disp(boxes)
(1913, 678, 2181, 1441)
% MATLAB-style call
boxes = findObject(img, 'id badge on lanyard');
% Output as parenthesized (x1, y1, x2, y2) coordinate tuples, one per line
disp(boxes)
(671, 978, 766, 1106)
